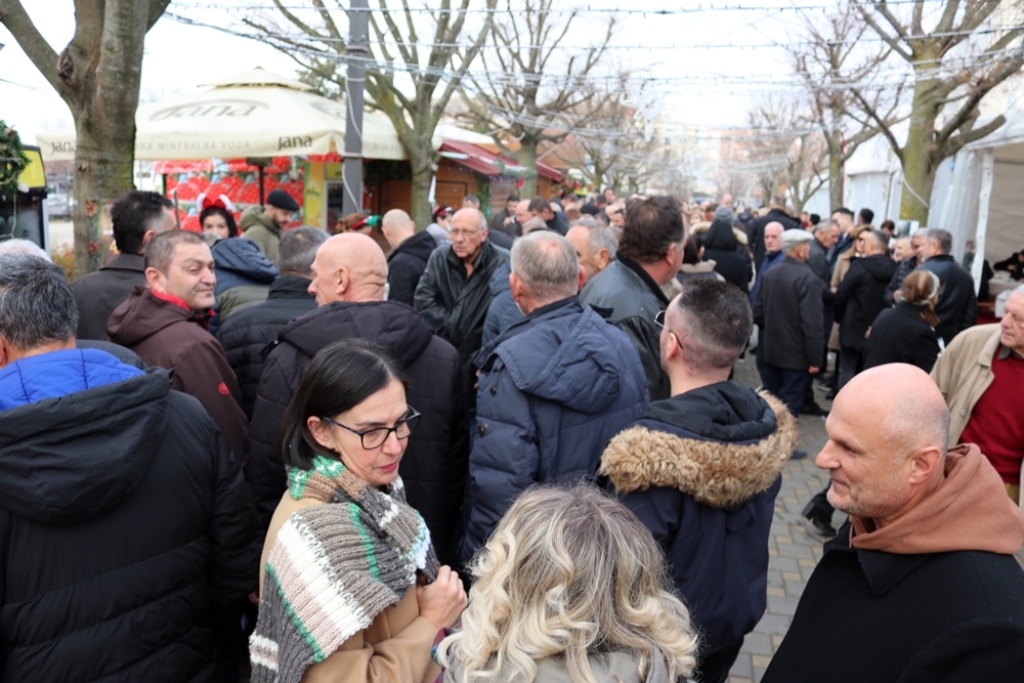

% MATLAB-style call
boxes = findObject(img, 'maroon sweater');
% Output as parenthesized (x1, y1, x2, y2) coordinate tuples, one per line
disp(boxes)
(960, 346, 1024, 484)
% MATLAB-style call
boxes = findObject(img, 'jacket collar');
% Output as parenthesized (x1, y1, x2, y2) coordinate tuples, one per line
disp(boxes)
(976, 325, 1004, 369)
(826, 523, 930, 595)
(100, 252, 145, 272)
(446, 240, 493, 276)
(149, 290, 214, 329)
(619, 256, 670, 305)
(268, 275, 313, 300)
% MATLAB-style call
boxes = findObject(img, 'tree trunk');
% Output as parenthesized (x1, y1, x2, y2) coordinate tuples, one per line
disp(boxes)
(408, 150, 434, 231)
(828, 146, 844, 213)
(899, 77, 941, 224)
(516, 138, 539, 198)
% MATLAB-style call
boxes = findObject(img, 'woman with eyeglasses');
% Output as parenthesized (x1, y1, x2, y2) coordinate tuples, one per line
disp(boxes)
(250, 338, 467, 683)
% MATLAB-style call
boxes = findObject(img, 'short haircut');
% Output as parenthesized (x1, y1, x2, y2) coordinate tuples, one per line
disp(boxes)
(770, 194, 786, 208)
(511, 231, 580, 301)
(463, 195, 481, 208)
(506, 193, 519, 203)
(0, 253, 77, 349)
(0, 239, 49, 261)
(809, 213, 821, 225)
(527, 196, 550, 214)
(671, 279, 752, 369)
(571, 217, 617, 261)
(884, 396, 950, 459)
(110, 190, 174, 255)
(832, 207, 854, 220)
(279, 339, 407, 470)
(866, 229, 890, 252)
(279, 227, 328, 276)
(144, 230, 206, 274)
(880, 219, 895, 233)
(813, 222, 832, 235)
(925, 227, 952, 255)
(617, 196, 685, 264)
(521, 216, 549, 234)
(859, 208, 875, 225)
(381, 209, 413, 232)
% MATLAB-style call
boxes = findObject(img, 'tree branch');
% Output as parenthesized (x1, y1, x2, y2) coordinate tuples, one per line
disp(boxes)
(0, 0, 64, 95)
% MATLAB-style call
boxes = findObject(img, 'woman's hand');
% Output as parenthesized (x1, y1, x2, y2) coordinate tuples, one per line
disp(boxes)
(417, 566, 467, 630)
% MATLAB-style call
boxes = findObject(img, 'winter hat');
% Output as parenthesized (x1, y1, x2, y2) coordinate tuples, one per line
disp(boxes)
(713, 205, 735, 223)
(267, 189, 300, 212)
(781, 228, 814, 252)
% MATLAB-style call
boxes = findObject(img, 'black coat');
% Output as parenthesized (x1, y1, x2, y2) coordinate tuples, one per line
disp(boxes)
(414, 241, 510, 408)
(602, 383, 796, 660)
(70, 253, 147, 340)
(747, 209, 799, 270)
(834, 254, 897, 351)
(863, 302, 942, 373)
(217, 276, 317, 418)
(753, 257, 825, 370)
(386, 230, 439, 306)
(244, 300, 468, 566)
(0, 349, 258, 683)
(762, 522, 1024, 683)
(807, 237, 831, 286)
(917, 255, 979, 345)
(883, 256, 917, 307)
(703, 220, 752, 293)
(578, 258, 669, 401)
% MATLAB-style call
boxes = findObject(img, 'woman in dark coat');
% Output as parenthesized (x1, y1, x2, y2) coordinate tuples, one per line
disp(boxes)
(702, 220, 752, 293)
(863, 270, 943, 373)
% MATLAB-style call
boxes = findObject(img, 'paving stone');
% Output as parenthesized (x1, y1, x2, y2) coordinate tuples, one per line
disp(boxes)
(729, 653, 752, 678)
(740, 633, 774, 655)
(766, 595, 800, 617)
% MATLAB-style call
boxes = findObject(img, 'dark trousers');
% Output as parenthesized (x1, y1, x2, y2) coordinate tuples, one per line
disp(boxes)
(837, 346, 864, 391)
(755, 325, 766, 375)
(804, 482, 835, 520)
(761, 365, 810, 417)
(698, 639, 745, 683)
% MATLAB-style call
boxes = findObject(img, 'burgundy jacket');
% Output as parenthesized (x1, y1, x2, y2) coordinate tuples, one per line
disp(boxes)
(106, 286, 248, 461)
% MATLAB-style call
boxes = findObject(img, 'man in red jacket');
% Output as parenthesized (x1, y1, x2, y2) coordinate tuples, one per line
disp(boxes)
(107, 230, 248, 461)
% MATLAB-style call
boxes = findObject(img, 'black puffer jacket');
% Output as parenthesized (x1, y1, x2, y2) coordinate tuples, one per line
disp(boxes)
(217, 276, 316, 418)
(387, 230, 438, 306)
(834, 254, 897, 351)
(578, 257, 669, 401)
(413, 241, 510, 408)
(0, 349, 258, 683)
(917, 255, 979, 345)
(244, 300, 468, 566)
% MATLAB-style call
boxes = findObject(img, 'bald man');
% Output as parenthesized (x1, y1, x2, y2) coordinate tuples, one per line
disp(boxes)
(245, 233, 469, 565)
(763, 364, 1024, 683)
(381, 208, 438, 306)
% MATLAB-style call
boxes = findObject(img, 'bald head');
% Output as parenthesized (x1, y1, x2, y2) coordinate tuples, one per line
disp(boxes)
(381, 209, 415, 250)
(764, 222, 784, 254)
(307, 233, 388, 306)
(818, 363, 950, 524)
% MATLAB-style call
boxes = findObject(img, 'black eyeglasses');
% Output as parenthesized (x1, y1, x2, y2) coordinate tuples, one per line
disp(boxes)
(320, 407, 421, 449)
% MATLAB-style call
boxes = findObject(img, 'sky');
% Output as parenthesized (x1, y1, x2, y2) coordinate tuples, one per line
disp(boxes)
(0, 0, 818, 146)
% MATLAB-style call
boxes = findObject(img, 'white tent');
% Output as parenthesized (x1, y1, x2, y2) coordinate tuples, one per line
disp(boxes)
(36, 68, 494, 162)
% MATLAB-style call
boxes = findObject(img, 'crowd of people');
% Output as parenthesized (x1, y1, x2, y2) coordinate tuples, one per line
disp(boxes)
(1, 185, 1023, 683)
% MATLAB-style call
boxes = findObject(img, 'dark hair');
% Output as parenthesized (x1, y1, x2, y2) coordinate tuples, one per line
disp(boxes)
(880, 219, 895, 233)
(0, 253, 78, 348)
(859, 208, 875, 225)
(279, 226, 328, 276)
(528, 196, 550, 214)
(617, 196, 685, 263)
(702, 219, 738, 252)
(681, 234, 702, 265)
(144, 230, 207, 274)
(199, 206, 239, 238)
(110, 190, 175, 255)
(832, 207, 854, 220)
(506, 194, 520, 203)
(809, 213, 821, 226)
(278, 339, 407, 470)
(673, 279, 752, 369)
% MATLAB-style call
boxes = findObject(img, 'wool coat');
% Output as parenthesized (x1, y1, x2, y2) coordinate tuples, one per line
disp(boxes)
(106, 286, 249, 461)
(863, 301, 942, 373)
(244, 300, 468, 566)
(601, 383, 797, 665)
(752, 257, 825, 370)
(70, 252, 147, 340)
(0, 349, 258, 683)
(457, 297, 648, 563)
(917, 255, 979, 345)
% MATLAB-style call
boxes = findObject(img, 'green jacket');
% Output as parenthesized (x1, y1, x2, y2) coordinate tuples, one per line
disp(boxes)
(240, 207, 281, 265)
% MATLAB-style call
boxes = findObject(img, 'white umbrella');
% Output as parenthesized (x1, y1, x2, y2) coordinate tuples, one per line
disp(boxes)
(37, 67, 407, 162)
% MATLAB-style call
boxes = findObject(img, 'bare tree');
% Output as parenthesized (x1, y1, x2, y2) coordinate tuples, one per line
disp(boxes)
(460, 0, 615, 197)
(852, 0, 1024, 223)
(1, 0, 171, 276)
(244, 0, 495, 228)
(745, 98, 801, 204)
(789, 4, 904, 211)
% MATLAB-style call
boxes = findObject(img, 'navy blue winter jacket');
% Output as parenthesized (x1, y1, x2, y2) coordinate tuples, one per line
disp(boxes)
(211, 237, 278, 294)
(481, 260, 523, 346)
(457, 297, 649, 563)
(600, 382, 797, 657)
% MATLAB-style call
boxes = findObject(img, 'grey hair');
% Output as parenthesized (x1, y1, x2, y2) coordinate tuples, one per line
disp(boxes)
(511, 231, 580, 302)
(911, 227, 930, 239)
(866, 229, 890, 252)
(925, 228, 952, 254)
(144, 230, 206, 273)
(571, 218, 618, 260)
(521, 216, 548, 234)
(0, 239, 50, 261)
(0, 253, 78, 349)
(813, 222, 832, 235)
(279, 227, 328, 276)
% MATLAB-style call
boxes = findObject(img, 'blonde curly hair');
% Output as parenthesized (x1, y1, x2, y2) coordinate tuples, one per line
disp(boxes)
(439, 484, 698, 683)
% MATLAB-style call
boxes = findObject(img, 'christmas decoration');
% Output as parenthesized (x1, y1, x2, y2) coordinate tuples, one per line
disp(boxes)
(0, 121, 29, 200)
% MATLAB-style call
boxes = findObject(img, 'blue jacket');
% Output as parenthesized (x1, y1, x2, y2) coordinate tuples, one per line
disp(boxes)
(481, 260, 523, 346)
(212, 237, 279, 294)
(600, 382, 797, 657)
(457, 297, 648, 563)
(749, 249, 783, 304)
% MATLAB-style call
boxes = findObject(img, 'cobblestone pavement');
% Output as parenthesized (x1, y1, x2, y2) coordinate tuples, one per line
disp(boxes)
(726, 357, 1024, 683)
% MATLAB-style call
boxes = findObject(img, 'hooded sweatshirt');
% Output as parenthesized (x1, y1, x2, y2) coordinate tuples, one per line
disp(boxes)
(833, 253, 898, 351)
(240, 206, 283, 265)
(0, 348, 257, 681)
(106, 286, 249, 461)
(850, 443, 1024, 554)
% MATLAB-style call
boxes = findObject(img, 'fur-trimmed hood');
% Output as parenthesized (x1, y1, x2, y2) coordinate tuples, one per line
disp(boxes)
(600, 384, 798, 508)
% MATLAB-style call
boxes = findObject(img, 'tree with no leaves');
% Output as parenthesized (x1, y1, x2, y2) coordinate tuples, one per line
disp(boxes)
(851, 0, 1024, 223)
(0, 0, 171, 277)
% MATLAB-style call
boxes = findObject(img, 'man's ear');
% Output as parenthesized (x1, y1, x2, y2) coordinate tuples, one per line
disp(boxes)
(595, 247, 611, 270)
(509, 272, 527, 303)
(0, 335, 12, 369)
(144, 267, 166, 293)
(140, 230, 158, 250)
(334, 266, 349, 299)
(576, 265, 585, 292)
(906, 446, 944, 486)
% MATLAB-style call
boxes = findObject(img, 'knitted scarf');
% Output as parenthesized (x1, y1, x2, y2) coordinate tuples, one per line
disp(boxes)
(250, 455, 438, 683)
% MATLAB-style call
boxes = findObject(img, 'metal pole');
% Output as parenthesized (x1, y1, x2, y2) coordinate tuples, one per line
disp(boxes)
(342, 0, 368, 216)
